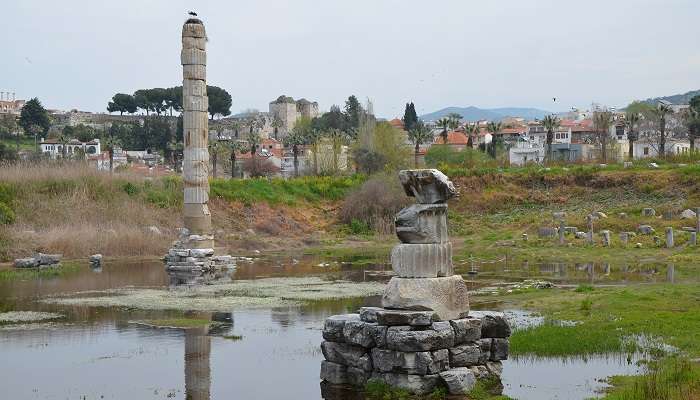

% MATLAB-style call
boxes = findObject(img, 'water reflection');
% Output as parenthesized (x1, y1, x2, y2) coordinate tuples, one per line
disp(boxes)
(185, 327, 211, 400)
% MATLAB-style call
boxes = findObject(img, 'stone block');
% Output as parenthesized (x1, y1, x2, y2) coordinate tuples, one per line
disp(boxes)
(321, 341, 372, 371)
(450, 317, 482, 344)
(642, 208, 656, 217)
(449, 343, 481, 367)
(469, 365, 490, 379)
(37, 253, 62, 265)
(564, 226, 578, 234)
(471, 312, 511, 338)
(359, 307, 383, 323)
(370, 348, 447, 375)
(347, 367, 370, 387)
(681, 209, 697, 219)
(538, 227, 557, 238)
(440, 367, 476, 395)
(375, 310, 436, 327)
(190, 248, 214, 258)
(382, 275, 469, 321)
(398, 169, 456, 204)
(323, 314, 360, 342)
(490, 338, 509, 361)
(395, 204, 448, 244)
(14, 258, 39, 268)
(343, 321, 387, 348)
(486, 361, 503, 376)
(477, 339, 492, 364)
(390, 243, 453, 278)
(638, 225, 654, 235)
(320, 361, 347, 385)
(370, 372, 441, 395)
(385, 322, 455, 352)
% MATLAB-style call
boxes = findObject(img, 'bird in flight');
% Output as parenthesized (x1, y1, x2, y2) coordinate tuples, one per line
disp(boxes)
(552, 97, 557, 102)
(188, 11, 198, 16)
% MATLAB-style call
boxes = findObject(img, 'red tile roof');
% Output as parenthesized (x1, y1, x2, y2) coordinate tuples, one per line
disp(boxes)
(434, 131, 469, 145)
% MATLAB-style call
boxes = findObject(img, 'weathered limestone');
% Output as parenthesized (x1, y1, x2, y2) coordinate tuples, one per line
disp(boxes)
(642, 208, 656, 217)
(321, 341, 372, 371)
(558, 219, 565, 245)
(398, 169, 456, 204)
(323, 314, 361, 342)
(395, 204, 448, 244)
(89, 254, 102, 268)
(691, 232, 697, 246)
(601, 230, 611, 247)
(390, 243, 453, 278)
(367, 309, 436, 327)
(450, 318, 482, 344)
(639, 225, 654, 235)
(382, 276, 469, 321)
(666, 227, 674, 248)
(439, 368, 476, 395)
(681, 209, 697, 219)
(14, 253, 62, 268)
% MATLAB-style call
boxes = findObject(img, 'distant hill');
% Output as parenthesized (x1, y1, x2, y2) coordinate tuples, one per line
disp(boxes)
(420, 106, 552, 122)
(642, 89, 700, 105)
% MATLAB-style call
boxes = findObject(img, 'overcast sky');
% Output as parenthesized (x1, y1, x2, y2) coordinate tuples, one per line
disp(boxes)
(2, 0, 699, 118)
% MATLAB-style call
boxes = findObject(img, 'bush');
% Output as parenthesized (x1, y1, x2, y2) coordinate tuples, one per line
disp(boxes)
(0, 202, 15, 225)
(340, 174, 411, 234)
(425, 145, 495, 170)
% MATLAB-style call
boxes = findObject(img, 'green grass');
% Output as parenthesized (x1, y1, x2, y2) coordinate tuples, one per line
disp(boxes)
(604, 357, 700, 400)
(364, 379, 449, 400)
(0, 137, 36, 151)
(210, 175, 365, 206)
(0, 262, 81, 281)
(467, 377, 514, 400)
(510, 323, 632, 357)
(222, 334, 244, 341)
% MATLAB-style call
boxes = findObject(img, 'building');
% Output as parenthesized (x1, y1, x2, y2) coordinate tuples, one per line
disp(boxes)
(433, 131, 470, 151)
(268, 95, 320, 139)
(39, 138, 101, 158)
(0, 92, 25, 115)
(509, 138, 545, 166)
(633, 139, 690, 159)
(89, 148, 128, 171)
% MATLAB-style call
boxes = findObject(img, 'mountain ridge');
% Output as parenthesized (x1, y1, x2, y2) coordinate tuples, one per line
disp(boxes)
(420, 106, 553, 122)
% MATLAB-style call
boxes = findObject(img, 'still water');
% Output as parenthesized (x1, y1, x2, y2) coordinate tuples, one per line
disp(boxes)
(0, 256, 677, 400)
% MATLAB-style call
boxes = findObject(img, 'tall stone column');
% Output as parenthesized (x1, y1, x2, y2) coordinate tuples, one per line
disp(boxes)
(182, 18, 212, 249)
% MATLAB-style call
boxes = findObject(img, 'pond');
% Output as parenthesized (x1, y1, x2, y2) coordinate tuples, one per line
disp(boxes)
(0, 255, 681, 400)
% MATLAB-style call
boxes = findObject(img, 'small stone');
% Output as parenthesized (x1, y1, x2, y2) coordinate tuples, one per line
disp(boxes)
(89, 254, 103, 263)
(638, 225, 654, 235)
(439, 367, 476, 395)
(642, 208, 656, 217)
(618, 212, 628, 218)
(552, 212, 566, 220)
(450, 318, 482, 344)
(190, 248, 215, 258)
(635, 242, 643, 248)
(490, 338, 509, 361)
(469, 365, 490, 379)
(648, 162, 659, 169)
(471, 312, 511, 338)
(359, 307, 383, 323)
(593, 211, 608, 219)
(375, 310, 436, 327)
(575, 231, 587, 239)
(371, 372, 441, 395)
(398, 169, 457, 204)
(564, 226, 578, 234)
(37, 253, 62, 265)
(449, 343, 481, 367)
(385, 322, 455, 352)
(321, 341, 372, 371)
(681, 209, 697, 219)
(320, 361, 347, 384)
(323, 314, 360, 343)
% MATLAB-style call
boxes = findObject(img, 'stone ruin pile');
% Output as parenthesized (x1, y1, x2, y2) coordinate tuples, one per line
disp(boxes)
(165, 229, 234, 273)
(14, 253, 62, 269)
(320, 170, 511, 396)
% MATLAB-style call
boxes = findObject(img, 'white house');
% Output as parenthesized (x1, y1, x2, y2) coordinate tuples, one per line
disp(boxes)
(40, 138, 101, 159)
(509, 137, 545, 166)
(89, 149, 128, 171)
(633, 139, 690, 159)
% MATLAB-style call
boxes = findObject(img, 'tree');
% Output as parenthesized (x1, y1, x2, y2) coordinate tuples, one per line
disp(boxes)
(651, 103, 673, 157)
(408, 121, 432, 167)
(107, 93, 137, 115)
(402, 102, 419, 132)
(19, 98, 51, 151)
(486, 122, 503, 158)
(325, 128, 347, 173)
(344, 95, 362, 131)
(625, 111, 640, 159)
(57, 132, 70, 159)
(436, 118, 451, 144)
(207, 86, 232, 120)
(447, 113, 462, 131)
(541, 115, 560, 162)
(208, 140, 225, 178)
(246, 130, 261, 176)
(226, 140, 246, 178)
(0, 143, 18, 162)
(593, 111, 614, 162)
(682, 107, 700, 152)
(373, 122, 410, 172)
(63, 124, 96, 143)
(271, 115, 283, 140)
(284, 130, 305, 177)
(465, 123, 479, 148)
(133, 89, 153, 115)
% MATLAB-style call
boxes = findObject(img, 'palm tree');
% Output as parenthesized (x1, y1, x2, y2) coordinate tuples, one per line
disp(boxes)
(436, 118, 451, 144)
(682, 107, 700, 153)
(283, 130, 305, 177)
(104, 135, 121, 173)
(271, 116, 283, 140)
(650, 104, 673, 157)
(593, 111, 614, 162)
(408, 121, 432, 167)
(541, 115, 560, 162)
(58, 133, 70, 159)
(486, 122, 502, 158)
(326, 128, 347, 173)
(625, 111, 640, 160)
(227, 140, 246, 179)
(447, 113, 462, 131)
(465, 123, 479, 148)
(208, 140, 225, 178)
(246, 131, 261, 176)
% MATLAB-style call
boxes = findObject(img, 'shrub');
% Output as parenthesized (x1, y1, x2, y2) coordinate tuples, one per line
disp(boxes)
(425, 145, 495, 170)
(340, 174, 411, 234)
(0, 202, 15, 225)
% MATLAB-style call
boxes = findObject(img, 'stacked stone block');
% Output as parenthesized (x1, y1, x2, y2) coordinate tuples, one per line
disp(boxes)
(320, 310, 511, 395)
(320, 170, 511, 396)
(165, 229, 235, 272)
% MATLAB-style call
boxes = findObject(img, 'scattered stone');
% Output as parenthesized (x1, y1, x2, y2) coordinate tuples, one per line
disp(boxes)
(538, 227, 557, 238)
(522, 233, 528, 242)
(371, 372, 441, 395)
(398, 169, 457, 204)
(552, 212, 566, 220)
(14, 258, 39, 268)
(321, 341, 372, 371)
(375, 310, 436, 327)
(190, 248, 215, 258)
(385, 322, 455, 352)
(320, 361, 348, 384)
(450, 318, 482, 344)
(642, 208, 656, 217)
(618, 212, 628, 219)
(449, 343, 481, 367)
(439, 368, 476, 395)
(601, 230, 611, 247)
(37, 253, 62, 265)
(681, 209, 697, 219)
(638, 225, 654, 235)
(323, 314, 361, 343)
(666, 227, 674, 248)
(575, 231, 587, 239)
(564, 227, 578, 234)
(593, 211, 608, 219)
(382, 276, 469, 321)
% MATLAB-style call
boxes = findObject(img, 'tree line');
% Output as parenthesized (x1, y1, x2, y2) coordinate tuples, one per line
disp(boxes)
(107, 86, 232, 120)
